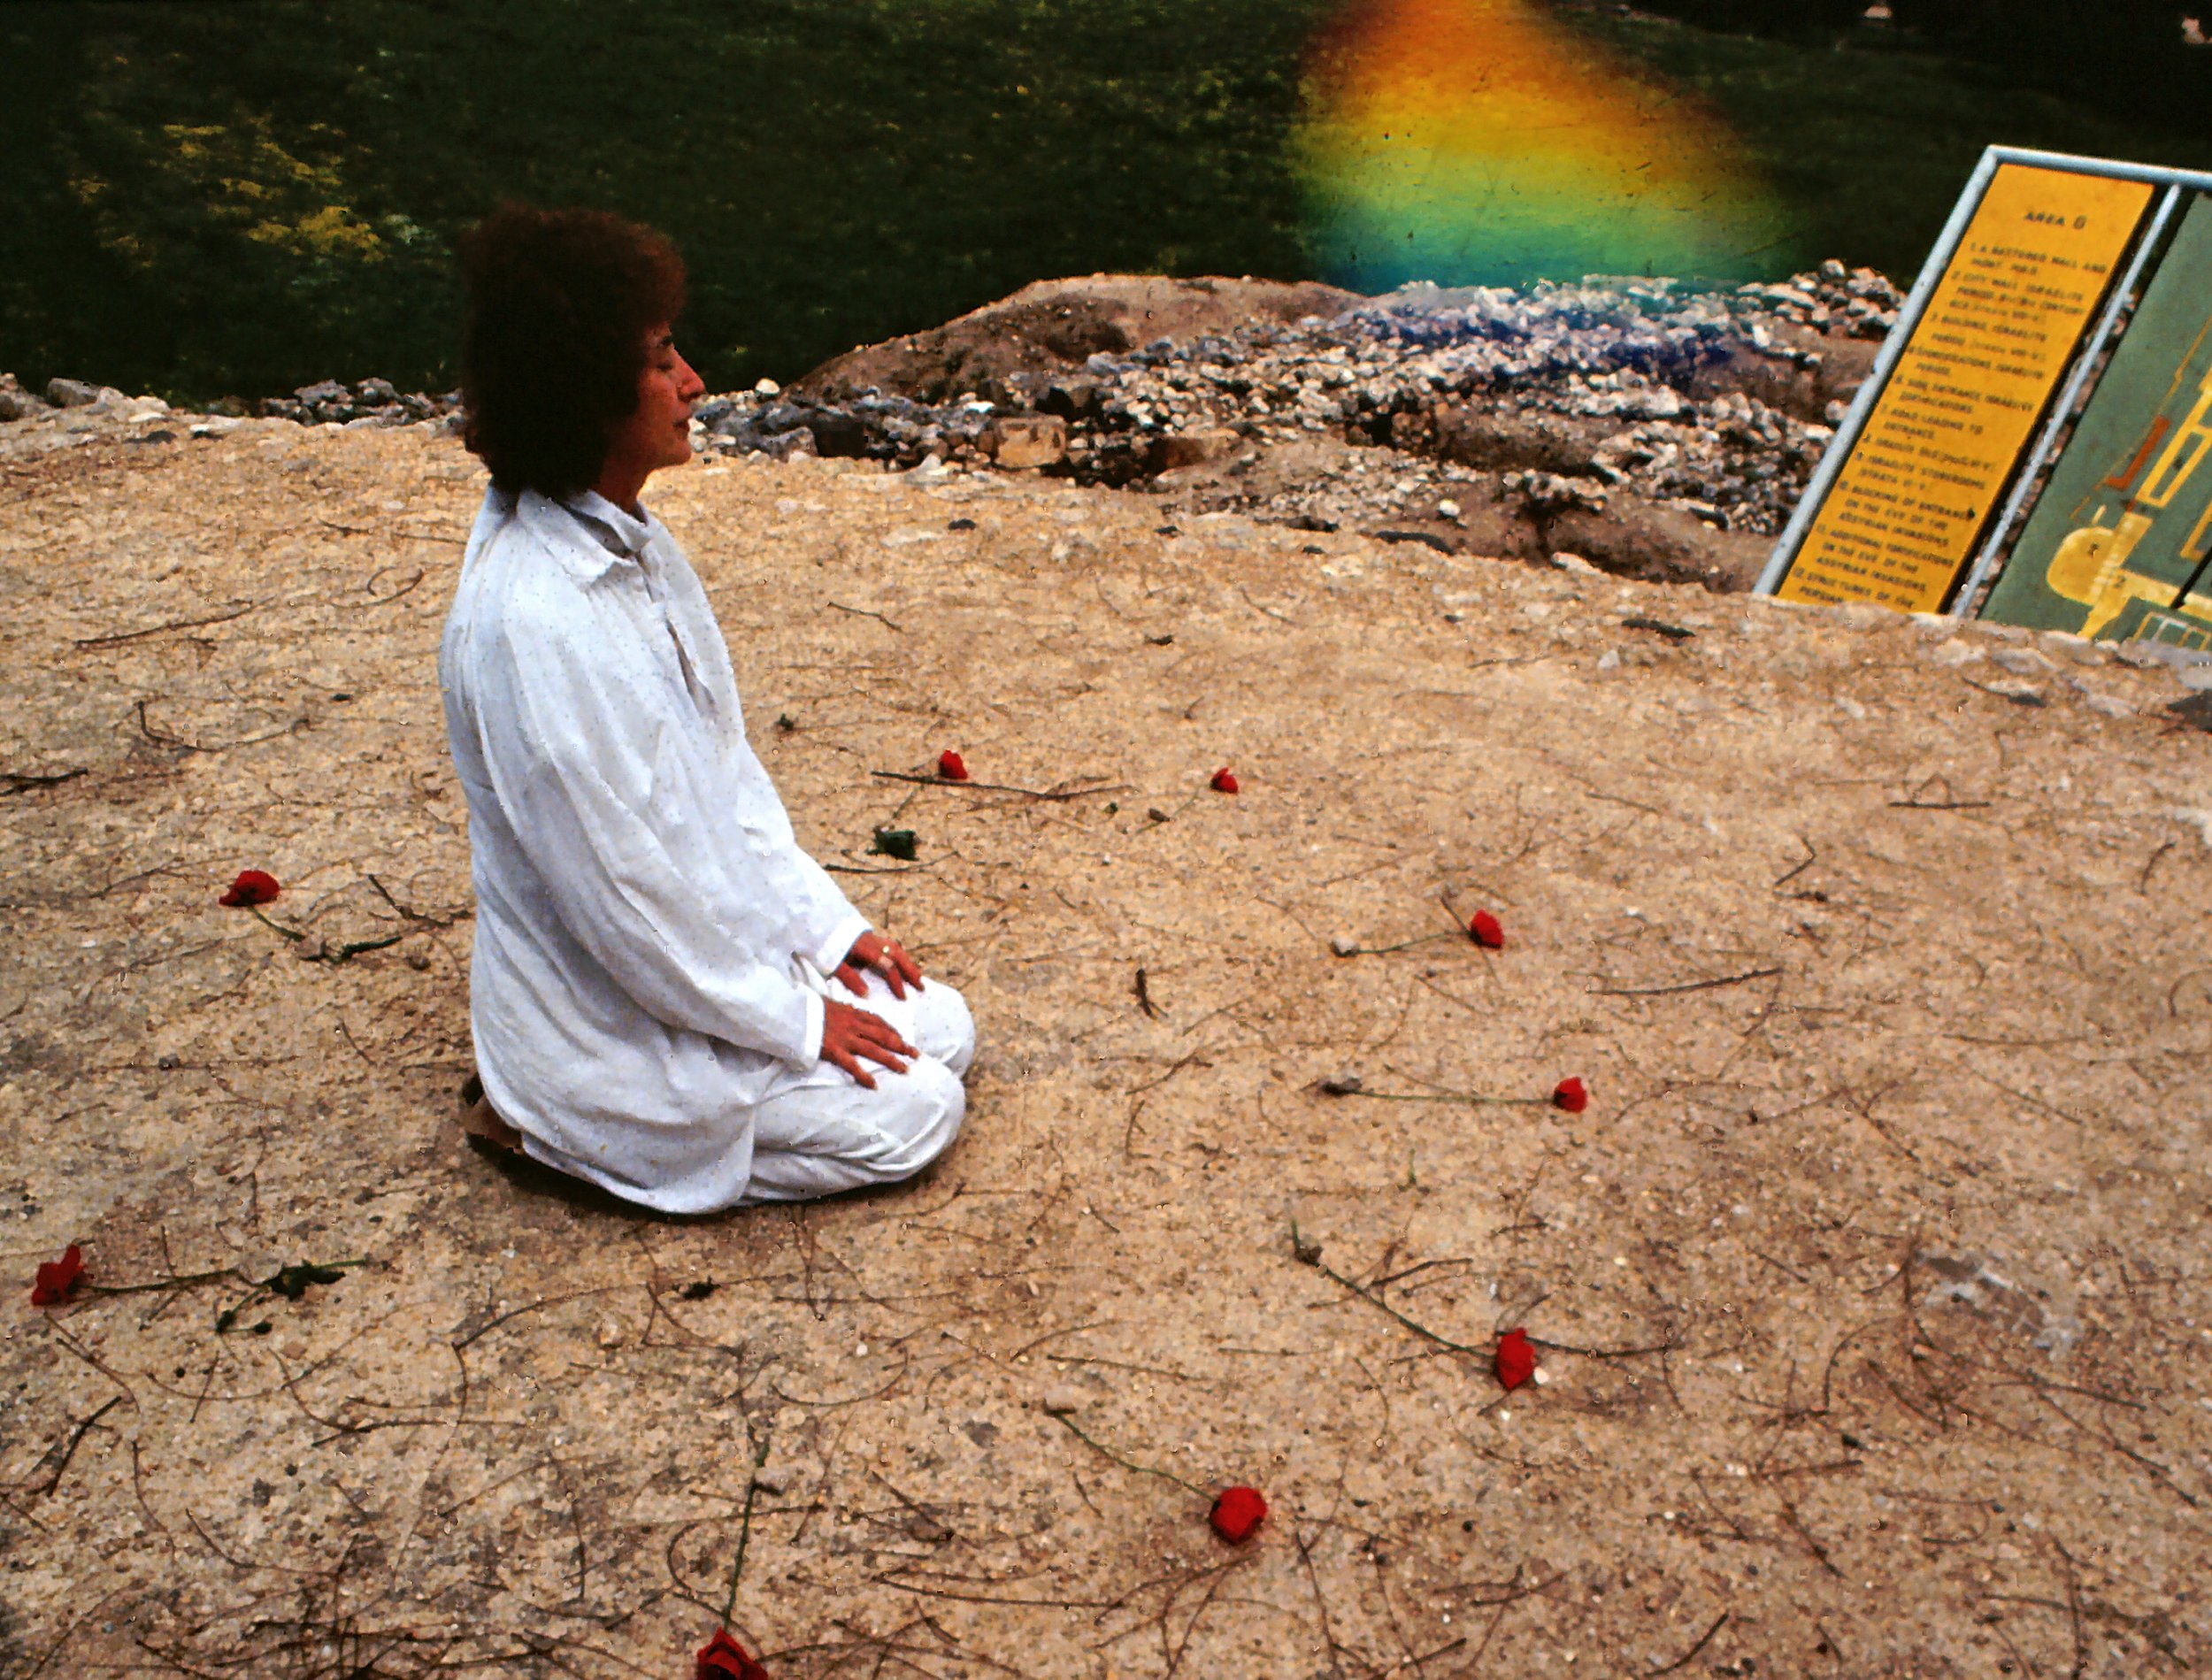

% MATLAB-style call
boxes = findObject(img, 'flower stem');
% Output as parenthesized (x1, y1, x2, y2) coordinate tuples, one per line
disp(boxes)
(720, 1423, 772, 1628)
(1292, 1229, 1490, 1359)
(246, 905, 403, 962)
(1333, 1089, 1548, 1108)
(248, 904, 303, 942)
(91, 1254, 365, 1301)
(1050, 1414, 1209, 1498)
(1340, 929, 1461, 956)
(87, 1265, 238, 1297)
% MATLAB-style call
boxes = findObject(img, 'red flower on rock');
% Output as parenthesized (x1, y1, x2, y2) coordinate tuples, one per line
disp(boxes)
(1210, 767, 1239, 794)
(1494, 1327, 1536, 1392)
(1209, 1484, 1267, 1544)
(695, 1628, 771, 1680)
(937, 750, 969, 782)
(1552, 1077, 1589, 1114)
(1469, 910, 1504, 949)
(30, 1244, 84, 1308)
(218, 870, 280, 908)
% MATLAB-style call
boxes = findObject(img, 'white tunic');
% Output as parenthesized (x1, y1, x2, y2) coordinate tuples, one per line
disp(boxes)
(438, 486, 871, 1211)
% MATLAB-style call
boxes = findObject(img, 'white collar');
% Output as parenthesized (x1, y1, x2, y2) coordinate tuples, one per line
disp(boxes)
(561, 488, 659, 556)
(514, 489, 661, 581)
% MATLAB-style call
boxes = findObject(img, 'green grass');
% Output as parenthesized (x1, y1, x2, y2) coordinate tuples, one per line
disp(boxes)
(0, 0, 1334, 403)
(1571, 8, 2212, 283)
(4, 1, 2209, 404)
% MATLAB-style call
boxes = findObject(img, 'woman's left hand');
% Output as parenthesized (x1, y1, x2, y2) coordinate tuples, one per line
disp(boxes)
(834, 930, 924, 1000)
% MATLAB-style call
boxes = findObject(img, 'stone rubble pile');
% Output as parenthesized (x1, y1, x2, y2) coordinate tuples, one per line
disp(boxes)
(4, 263, 1909, 586)
(701, 262, 1905, 543)
(250, 378, 460, 428)
(1, 373, 179, 427)
(0, 372, 460, 433)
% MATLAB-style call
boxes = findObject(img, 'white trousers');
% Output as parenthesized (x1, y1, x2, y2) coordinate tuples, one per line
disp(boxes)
(739, 968, 975, 1205)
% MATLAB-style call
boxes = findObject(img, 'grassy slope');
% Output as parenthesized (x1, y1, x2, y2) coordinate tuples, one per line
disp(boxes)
(0, 0, 1332, 402)
(1577, 8, 2212, 281)
(3, 1, 2208, 403)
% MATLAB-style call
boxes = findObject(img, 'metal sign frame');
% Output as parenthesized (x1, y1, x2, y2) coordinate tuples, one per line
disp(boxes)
(1755, 146, 2212, 615)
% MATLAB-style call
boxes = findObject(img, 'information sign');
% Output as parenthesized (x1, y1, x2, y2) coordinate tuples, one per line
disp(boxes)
(1979, 194, 2212, 647)
(1774, 165, 2153, 611)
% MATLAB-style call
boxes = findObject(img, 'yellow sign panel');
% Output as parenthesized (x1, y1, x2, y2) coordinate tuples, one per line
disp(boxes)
(1779, 165, 2154, 612)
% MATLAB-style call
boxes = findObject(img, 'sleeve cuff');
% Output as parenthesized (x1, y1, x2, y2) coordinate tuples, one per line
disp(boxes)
(793, 986, 826, 1070)
(810, 911, 873, 978)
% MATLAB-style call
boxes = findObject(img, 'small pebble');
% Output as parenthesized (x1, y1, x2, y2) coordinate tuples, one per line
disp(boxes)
(2042, 632, 2105, 666)
(1041, 1385, 1087, 1415)
(595, 1316, 625, 1350)
(751, 1466, 794, 1495)
(1990, 646, 2054, 677)
(1923, 639, 1983, 669)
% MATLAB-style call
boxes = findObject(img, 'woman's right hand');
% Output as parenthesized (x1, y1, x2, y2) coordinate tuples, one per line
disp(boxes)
(820, 998, 914, 1089)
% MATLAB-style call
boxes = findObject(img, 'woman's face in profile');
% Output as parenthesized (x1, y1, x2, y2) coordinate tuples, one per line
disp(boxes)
(606, 322, 705, 486)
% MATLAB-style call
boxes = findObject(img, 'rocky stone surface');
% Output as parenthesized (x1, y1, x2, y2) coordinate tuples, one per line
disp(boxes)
(251, 376, 459, 428)
(0, 369, 461, 451)
(3, 418, 2208, 1678)
(0, 372, 50, 422)
(45, 376, 111, 409)
(699, 264, 1903, 589)
(2, 263, 1901, 589)
(788, 272, 1365, 408)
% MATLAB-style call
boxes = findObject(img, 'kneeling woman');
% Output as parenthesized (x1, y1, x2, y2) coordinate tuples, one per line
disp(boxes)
(438, 204, 973, 1212)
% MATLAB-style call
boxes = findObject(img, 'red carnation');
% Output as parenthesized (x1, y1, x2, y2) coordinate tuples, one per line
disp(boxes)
(695, 1627, 771, 1680)
(937, 750, 969, 782)
(1469, 910, 1504, 949)
(1209, 1484, 1267, 1544)
(30, 1244, 84, 1308)
(218, 869, 280, 908)
(1552, 1077, 1589, 1114)
(1210, 766, 1239, 794)
(1494, 1327, 1535, 1392)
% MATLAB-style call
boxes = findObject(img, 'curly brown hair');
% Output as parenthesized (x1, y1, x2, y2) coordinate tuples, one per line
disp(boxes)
(457, 204, 687, 498)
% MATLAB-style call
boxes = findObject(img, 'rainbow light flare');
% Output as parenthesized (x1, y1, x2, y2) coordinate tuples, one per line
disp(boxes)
(1296, 0, 1795, 292)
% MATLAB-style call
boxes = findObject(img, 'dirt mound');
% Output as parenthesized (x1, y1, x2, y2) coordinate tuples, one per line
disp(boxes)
(732, 269, 1895, 596)
(4, 408, 2208, 1678)
(787, 273, 1364, 406)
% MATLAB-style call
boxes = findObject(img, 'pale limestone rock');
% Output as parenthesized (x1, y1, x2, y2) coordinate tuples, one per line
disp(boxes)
(984, 414, 1068, 469)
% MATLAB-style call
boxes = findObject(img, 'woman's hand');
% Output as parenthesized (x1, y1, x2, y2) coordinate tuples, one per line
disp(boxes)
(833, 930, 924, 1000)
(820, 998, 914, 1090)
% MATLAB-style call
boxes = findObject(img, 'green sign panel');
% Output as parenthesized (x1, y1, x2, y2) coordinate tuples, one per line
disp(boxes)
(1983, 193, 2212, 647)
